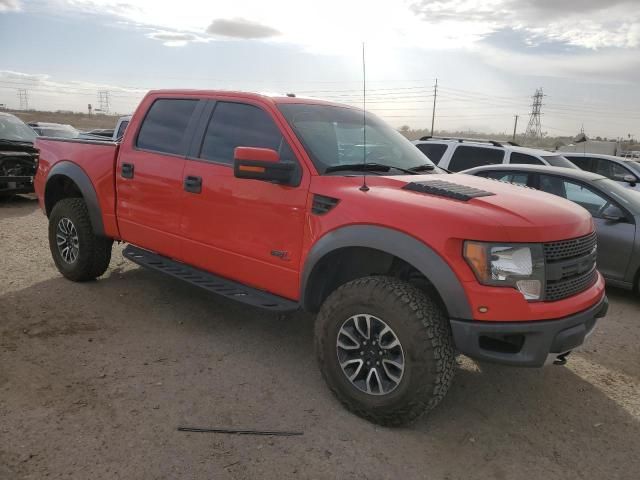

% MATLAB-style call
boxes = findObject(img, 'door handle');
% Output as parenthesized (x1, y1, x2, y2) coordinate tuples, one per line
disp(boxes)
(184, 175, 202, 194)
(121, 163, 134, 179)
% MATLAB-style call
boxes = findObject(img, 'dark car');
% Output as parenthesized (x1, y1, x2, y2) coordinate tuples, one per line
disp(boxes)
(462, 164, 640, 293)
(0, 112, 38, 196)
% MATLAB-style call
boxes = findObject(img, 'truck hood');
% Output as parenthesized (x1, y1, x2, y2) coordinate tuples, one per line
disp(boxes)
(312, 173, 594, 243)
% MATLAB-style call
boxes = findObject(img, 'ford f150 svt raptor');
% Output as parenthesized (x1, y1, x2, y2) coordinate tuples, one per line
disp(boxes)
(34, 91, 608, 426)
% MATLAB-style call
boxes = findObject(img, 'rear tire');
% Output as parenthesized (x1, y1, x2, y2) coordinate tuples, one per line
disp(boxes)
(48, 198, 113, 281)
(315, 276, 455, 426)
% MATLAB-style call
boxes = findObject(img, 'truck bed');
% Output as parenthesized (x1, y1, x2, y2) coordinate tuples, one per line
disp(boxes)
(34, 137, 121, 238)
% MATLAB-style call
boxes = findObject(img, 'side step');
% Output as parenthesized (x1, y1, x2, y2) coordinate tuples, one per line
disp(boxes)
(123, 245, 299, 313)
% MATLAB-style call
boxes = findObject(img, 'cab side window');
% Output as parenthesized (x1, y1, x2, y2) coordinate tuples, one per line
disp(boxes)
(447, 146, 505, 172)
(200, 102, 295, 165)
(136, 99, 199, 155)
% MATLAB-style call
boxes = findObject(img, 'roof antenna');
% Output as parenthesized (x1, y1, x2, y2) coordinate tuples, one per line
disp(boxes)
(359, 42, 369, 192)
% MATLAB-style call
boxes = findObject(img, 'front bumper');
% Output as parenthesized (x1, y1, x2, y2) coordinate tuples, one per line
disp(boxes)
(0, 175, 34, 194)
(450, 295, 608, 367)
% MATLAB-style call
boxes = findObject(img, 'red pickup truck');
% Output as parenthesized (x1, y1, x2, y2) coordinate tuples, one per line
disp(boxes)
(34, 90, 607, 426)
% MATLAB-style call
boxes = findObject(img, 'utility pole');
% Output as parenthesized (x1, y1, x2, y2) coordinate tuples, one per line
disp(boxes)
(17, 89, 29, 110)
(512, 115, 519, 142)
(430, 78, 438, 136)
(525, 88, 544, 139)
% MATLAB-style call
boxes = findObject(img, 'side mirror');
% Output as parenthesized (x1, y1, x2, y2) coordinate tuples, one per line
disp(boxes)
(601, 204, 625, 222)
(233, 147, 295, 185)
(623, 174, 637, 186)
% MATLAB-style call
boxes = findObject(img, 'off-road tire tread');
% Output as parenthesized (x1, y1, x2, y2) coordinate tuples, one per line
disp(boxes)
(315, 275, 455, 427)
(49, 198, 112, 282)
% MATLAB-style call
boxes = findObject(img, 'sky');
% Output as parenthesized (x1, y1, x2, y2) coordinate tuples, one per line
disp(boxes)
(0, 0, 639, 138)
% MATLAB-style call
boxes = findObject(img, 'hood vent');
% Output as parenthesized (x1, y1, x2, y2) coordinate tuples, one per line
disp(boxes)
(312, 194, 340, 215)
(403, 180, 494, 201)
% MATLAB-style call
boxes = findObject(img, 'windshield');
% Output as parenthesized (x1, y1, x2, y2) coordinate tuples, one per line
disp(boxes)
(278, 104, 439, 174)
(0, 115, 37, 142)
(542, 155, 578, 169)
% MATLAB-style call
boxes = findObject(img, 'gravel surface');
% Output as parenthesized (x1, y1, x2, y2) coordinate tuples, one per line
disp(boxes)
(1, 195, 639, 479)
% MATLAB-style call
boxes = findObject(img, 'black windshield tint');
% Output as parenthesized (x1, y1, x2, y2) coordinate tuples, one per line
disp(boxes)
(278, 104, 438, 174)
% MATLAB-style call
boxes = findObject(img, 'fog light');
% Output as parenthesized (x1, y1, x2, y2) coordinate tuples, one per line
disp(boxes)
(516, 279, 542, 300)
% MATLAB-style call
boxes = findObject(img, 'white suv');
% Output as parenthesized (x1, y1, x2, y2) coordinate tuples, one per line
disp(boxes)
(412, 137, 578, 172)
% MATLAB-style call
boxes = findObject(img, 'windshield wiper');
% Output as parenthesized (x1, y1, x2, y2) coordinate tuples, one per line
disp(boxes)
(325, 162, 418, 175)
(408, 164, 436, 172)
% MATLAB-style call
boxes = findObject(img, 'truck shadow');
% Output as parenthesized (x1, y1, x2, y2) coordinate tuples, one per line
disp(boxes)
(2, 265, 639, 478)
(0, 194, 39, 219)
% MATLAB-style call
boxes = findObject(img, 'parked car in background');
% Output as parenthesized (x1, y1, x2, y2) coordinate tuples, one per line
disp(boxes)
(412, 136, 578, 172)
(561, 153, 640, 191)
(29, 122, 79, 138)
(462, 164, 640, 293)
(0, 112, 38, 195)
(83, 128, 115, 139)
(113, 115, 131, 140)
(83, 115, 131, 141)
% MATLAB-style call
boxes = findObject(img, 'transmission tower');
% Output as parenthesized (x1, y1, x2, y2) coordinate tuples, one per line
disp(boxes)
(17, 89, 29, 110)
(525, 88, 544, 139)
(98, 90, 111, 114)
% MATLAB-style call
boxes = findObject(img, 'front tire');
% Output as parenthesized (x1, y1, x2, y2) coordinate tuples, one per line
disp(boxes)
(48, 198, 113, 281)
(315, 276, 455, 426)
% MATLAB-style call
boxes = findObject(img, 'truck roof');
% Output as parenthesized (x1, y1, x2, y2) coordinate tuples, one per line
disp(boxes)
(145, 89, 356, 109)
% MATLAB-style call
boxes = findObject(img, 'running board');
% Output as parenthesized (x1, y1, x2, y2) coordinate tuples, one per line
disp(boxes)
(123, 245, 299, 313)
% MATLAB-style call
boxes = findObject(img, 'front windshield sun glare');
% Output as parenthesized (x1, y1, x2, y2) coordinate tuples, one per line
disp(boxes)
(278, 104, 440, 175)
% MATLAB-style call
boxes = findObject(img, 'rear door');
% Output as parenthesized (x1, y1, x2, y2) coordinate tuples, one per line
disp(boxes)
(537, 174, 634, 281)
(178, 99, 308, 300)
(116, 97, 204, 258)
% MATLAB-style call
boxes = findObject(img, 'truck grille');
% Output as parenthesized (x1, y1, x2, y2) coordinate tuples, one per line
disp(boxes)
(545, 266, 598, 302)
(543, 232, 597, 262)
(544, 233, 598, 301)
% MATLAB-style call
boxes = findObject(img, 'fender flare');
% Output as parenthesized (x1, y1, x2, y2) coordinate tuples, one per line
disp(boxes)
(45, 161, 105, 236)
(300, 225, 473, 320)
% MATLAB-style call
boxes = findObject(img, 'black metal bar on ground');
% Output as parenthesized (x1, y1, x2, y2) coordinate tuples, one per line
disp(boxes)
(177, 426, 303, 436)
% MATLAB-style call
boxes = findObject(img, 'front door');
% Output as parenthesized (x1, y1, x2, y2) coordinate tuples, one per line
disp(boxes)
(179, 99, 308, 300)
(116, 97, 204, 259)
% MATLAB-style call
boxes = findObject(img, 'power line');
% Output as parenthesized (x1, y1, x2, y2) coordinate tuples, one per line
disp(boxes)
(431, 78, 438, 136)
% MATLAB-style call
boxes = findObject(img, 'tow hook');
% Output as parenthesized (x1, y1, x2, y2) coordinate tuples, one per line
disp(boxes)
(553, 352, 571, 366)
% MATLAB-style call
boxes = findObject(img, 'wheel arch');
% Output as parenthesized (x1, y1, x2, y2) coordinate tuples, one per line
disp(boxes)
(300, 225, 472, 320)
(44, 161, 105, 236)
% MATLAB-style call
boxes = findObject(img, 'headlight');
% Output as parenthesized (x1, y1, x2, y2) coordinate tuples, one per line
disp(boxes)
(464, 241, 545, 301)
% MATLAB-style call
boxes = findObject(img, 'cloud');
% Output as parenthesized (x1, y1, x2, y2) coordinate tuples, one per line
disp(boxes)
(0, 0, 20, 12)
(409, 0, 640, 49)
(146, 30, 206, 47)
(206, 18, 280, 39)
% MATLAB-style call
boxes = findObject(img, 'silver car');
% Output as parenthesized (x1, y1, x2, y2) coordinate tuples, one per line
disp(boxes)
(461, 164, 640, 294)
(562, 152, 640, 192)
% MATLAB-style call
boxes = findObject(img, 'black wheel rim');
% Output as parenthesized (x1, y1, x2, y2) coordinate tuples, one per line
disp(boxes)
(336, 314, 405, 395)
(56, 217, 79, 264)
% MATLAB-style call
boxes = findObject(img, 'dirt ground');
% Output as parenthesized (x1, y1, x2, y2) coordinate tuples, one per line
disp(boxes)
(1, 195, 639, 480)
